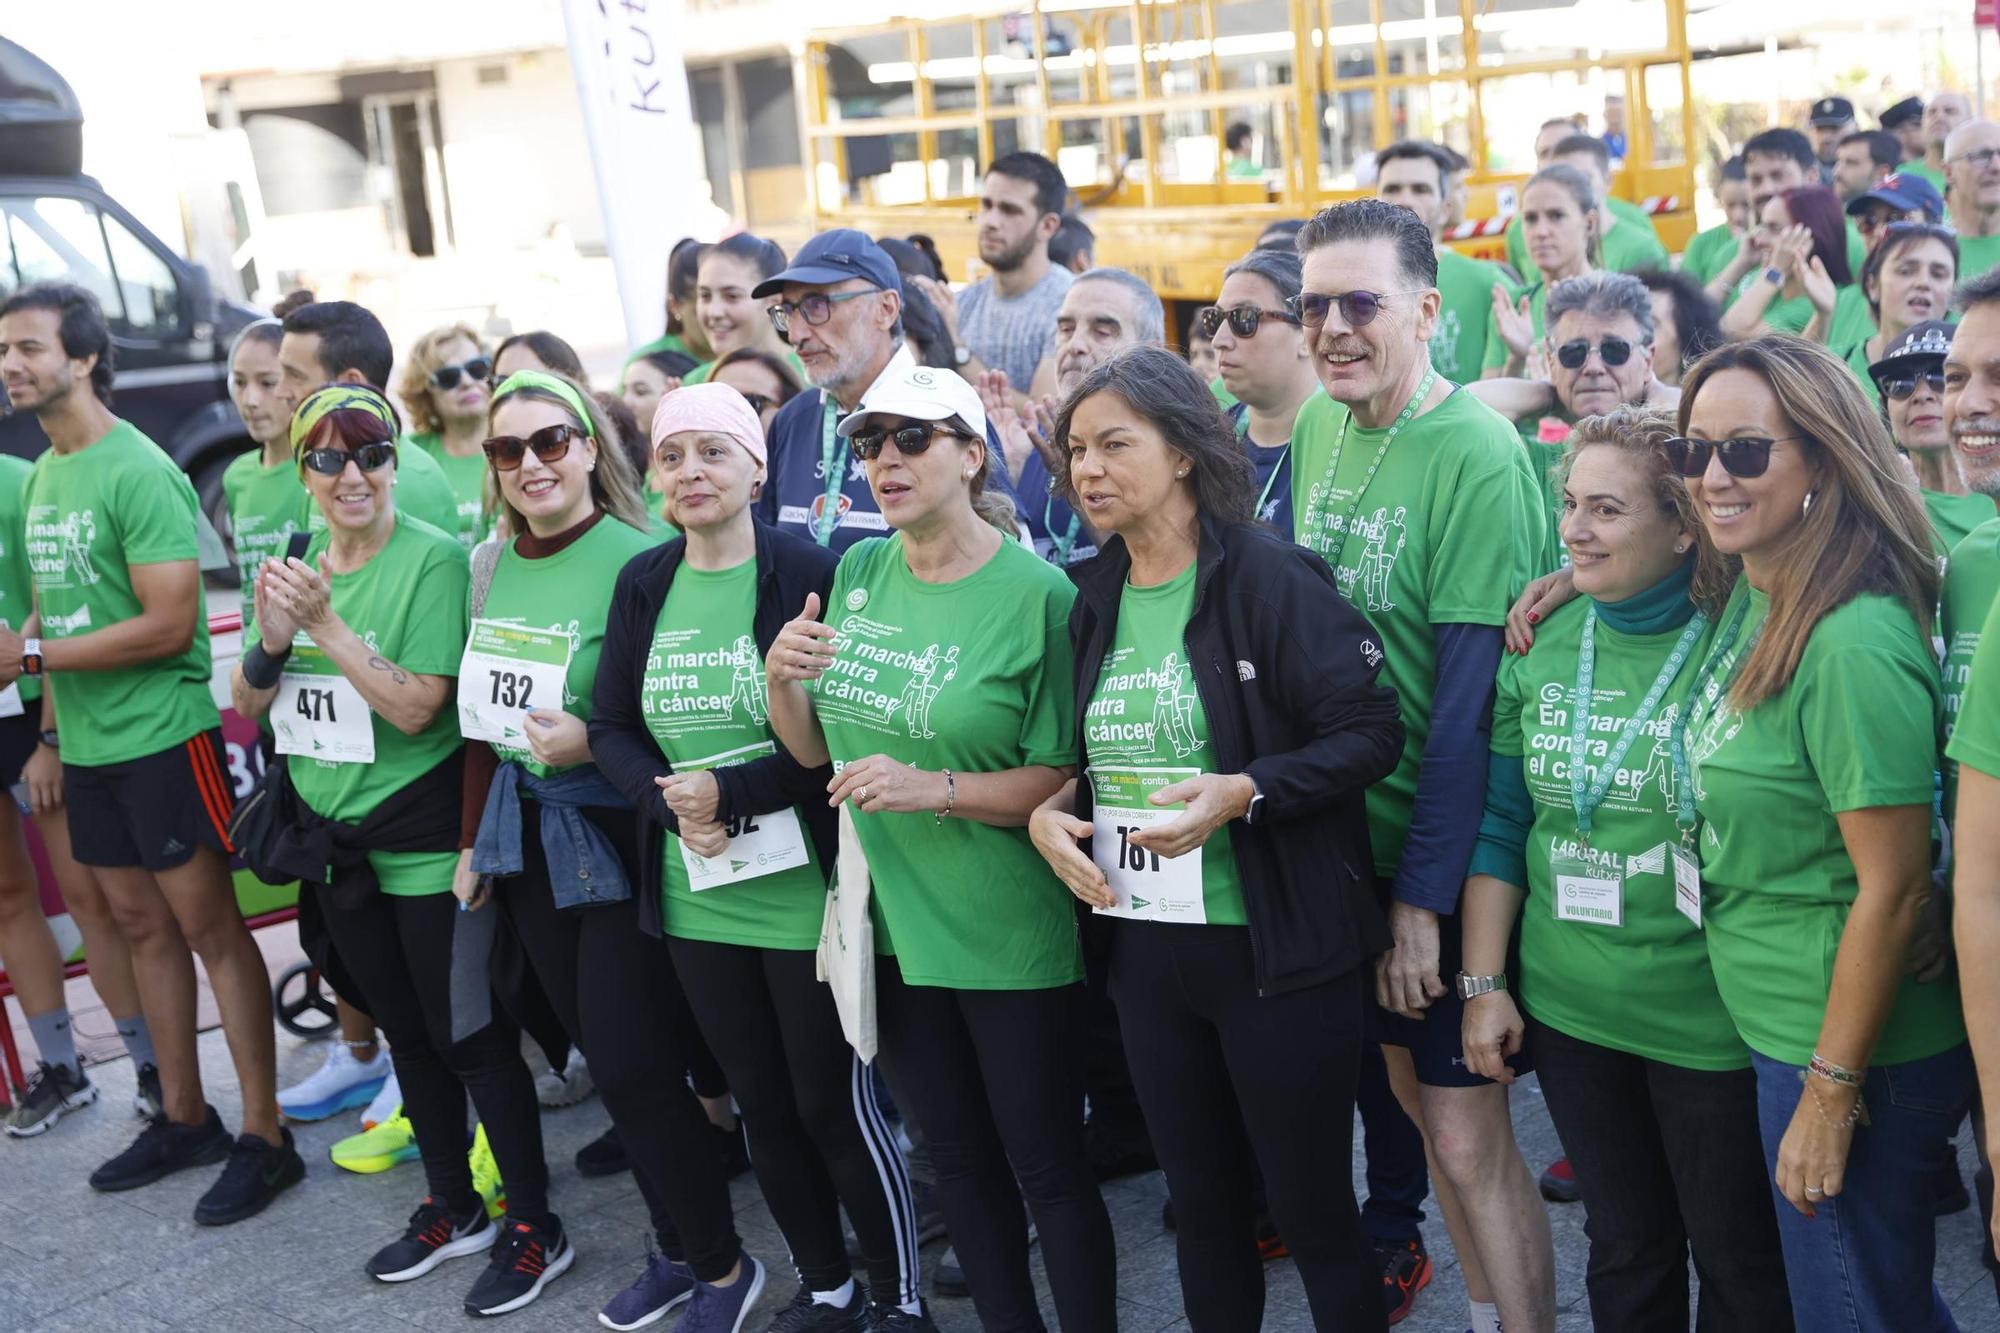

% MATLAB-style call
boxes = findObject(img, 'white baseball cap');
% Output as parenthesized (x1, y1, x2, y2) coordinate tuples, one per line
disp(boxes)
(836, 363, 988, 443)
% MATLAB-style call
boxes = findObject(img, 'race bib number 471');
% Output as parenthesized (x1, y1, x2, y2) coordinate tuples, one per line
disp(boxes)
(458, 620, 572, 745)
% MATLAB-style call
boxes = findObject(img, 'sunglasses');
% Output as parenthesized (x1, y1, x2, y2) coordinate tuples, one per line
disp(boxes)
(1555, 337, 1636, 370)
(767, 289, 880, 337)
(483, 422, 585, 471)
(1287, 289, 1424, 330)
(1196, 304, 1302, 339)
(1879, 371, 1947, 401)
(302, 441, 397, 476)
(1664, 435, 1804, 479)
(848, 423, 972, 461)
(431, 357, 493, 391)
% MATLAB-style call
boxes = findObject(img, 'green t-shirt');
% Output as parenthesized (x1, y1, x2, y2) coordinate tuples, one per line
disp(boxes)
(1492, 599, 1743, 1068)
(1827, 285, 1876, 353)
(645, 558, 828, 949)
(1433, 249, 1513, 383)
(478, 516, 658, 777)
(1714, 226, 1869, 311)
(25, 422, 216, 767)
(1685, 579, 1963, 1066)
(1481, 282, 1547, 374)
(681, 350, 808, 389)
(1082, 562, 1246, 926)
(1927, 489, 1995, 558)
(1940, 517, 2000, 812)
(1506, 198, 1666, 276)
(1957, 232, 2000, 283)
(1946, 544, 2000, 795)
(0, 454, 41, 707)
(222, 449, 308, 626)
(1902, 160, 1947, 193)
(1838, 338, 1880, 409)
(626, 332, 695, 368)
(287, 516, 468, 895)
(1291, 388, 1545, 872)
(407, 433, 490, 549)
(814, 534, 1082, 989)
(390, 439, 468, 542)
(1208, 375, 1239, 413)
(1680, 223, 1741, 286)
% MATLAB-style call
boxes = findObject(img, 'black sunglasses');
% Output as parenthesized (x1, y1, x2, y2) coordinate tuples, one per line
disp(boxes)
(1556, 337, 1636, 370)
(431, 357, 493, 391)
(1879, 371, 1947, 401)
(1196, 304, 1302, 339)
(1664, 435, 1804, 479)
(849, 423, 972, 461)
(302, 441, 397, 476)
(483, 422, 584, 471)
(1287, 289, 1424, 330)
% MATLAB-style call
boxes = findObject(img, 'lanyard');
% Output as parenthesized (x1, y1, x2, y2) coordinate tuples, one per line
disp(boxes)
(814, 397, 845, 547)
(1568, 606, 1708, 841)
(1042, 493, 1082, 566)
(1300, 369, 1436, 562)
(1236, 410, 1291, 518)
(1668, 596, 1760, 845)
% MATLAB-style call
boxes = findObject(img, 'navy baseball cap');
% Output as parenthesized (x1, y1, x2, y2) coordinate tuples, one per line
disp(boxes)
(1881, 96, 1925, 131)
(751, 228, 904, 299)
(1869, 320, 1953, 386)
(1845, 172, 1946, 223)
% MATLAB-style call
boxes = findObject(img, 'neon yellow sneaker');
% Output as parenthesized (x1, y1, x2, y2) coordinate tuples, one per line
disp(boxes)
(330, 1106, 419, 1174)
(470, 1122, 507, 1220)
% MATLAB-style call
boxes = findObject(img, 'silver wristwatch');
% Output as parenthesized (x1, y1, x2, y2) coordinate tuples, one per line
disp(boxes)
(1456, 972, 1508, 1001)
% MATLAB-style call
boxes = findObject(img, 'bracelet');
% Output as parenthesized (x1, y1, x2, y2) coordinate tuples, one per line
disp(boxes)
(935, 768, 956, 826)
(241, 640, 292, 690)
(1808, 1053, 1866, 1088)
(1801, 1070, 1869, 1130)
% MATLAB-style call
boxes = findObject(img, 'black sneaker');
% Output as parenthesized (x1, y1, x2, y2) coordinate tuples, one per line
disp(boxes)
(464, 1216, 575, 1316)
(194, 1127, 306, 1225)
(576, 1125, 631, 1178)
(88, 1106, 231, 1192)
(368, 1196, 496, 1282)
(1377, 1238, 1433, 1325)
(4, 1061, 97, 1137)
(766, 1283, 868, 1332)
(868, 1300, 941, 1332)
(133, 1062, 164, 1119)
(931, 1249, 967, 1299)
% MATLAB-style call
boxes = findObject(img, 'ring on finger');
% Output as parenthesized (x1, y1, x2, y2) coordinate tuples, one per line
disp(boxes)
(858, 786, 870, 802)
(1805, 1185, 1824, 1196)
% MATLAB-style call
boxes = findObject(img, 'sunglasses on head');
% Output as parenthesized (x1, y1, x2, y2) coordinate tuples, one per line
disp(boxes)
(1196, 304, 1302, 339)
(1880, 370, 1947, 401)
(1555, 337, 1636, 370)
(1286, 289, 1424, 330)
(302, 441, 397, 476)
(1664, 435, 1804, 479)
(431, 357, 493, 391)
(848, 423, 972, 461)
(483, 422, 585, 471)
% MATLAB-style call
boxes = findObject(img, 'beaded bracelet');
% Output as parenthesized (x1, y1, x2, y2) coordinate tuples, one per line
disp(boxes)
(1808, 1053, 1866, 1088)
(935, 769, 955, 826)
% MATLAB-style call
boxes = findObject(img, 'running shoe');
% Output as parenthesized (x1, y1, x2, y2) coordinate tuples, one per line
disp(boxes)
(470, 1123, 507, 1220)
(89, 1105, 231, 1192)
(676, 1253, 766, 1333)
(278, 1043, 390, 1122)
(133, 1062, 163, 1120)
(194, 1127, 306, 1225)
(361, 1068, 402, 1129)
(1538, 1157, 1580, 1203)
(764, 1283, 868, 1333)
(931, 1248, 967, 1299)
(1377, 1238, 1433, 1325)
(867, 1301, 941, 1333)
(4, 1061, 97, 1137)
(577, 1125, 631, 1178)
(464, 1216, 575, 1316)
(367, 1196, 496, 1282)
(330, 1107, 420, 1174)
(598, 1251, 695, 1330)
(536, 1050, 595, 1108)
(1256, 1212, 1288, 1262)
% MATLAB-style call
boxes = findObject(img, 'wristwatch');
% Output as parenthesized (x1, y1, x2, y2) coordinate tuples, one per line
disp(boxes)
(1456, 971, 1508, 1001)
(20, 637, 41, 678)
(1242, 774, 1265, 825)
(1762, 266, 1784, 285)
(37, 729, 57, 749)
(952, 344, 972, 367)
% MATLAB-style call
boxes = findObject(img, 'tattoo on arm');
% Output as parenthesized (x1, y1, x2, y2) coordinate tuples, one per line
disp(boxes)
(366, 655, 410, 685)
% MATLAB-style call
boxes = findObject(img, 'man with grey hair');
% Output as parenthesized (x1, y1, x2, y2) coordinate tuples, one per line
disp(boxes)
(1947, 120, 2000, 280)
(1048, 267, 1166, 394)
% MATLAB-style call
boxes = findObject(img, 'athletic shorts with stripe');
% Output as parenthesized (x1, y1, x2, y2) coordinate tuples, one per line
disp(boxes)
(64, 728, 236, 871)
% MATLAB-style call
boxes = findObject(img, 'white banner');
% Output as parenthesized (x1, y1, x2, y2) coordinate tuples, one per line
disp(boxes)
(561, 0, 705, 350)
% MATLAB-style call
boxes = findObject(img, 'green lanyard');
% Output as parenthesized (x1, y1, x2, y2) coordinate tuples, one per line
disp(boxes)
(1300, 369, 1436, 561)
(1042, 494, 1082, 566)
(1236, 410, 1291, 519)
(1568, 606, 1708, 842)
(814, 397, 845, 547)
(1668, 597, 1760, 847)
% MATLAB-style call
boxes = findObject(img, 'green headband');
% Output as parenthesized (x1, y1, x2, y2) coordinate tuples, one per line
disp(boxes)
(492, 370, 595, 437)
(290, 384, 398, 457)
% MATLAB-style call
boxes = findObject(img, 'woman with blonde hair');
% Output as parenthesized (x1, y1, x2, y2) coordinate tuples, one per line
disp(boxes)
(396, 323, 494, 547)
(1671, 335, 1966, 1327)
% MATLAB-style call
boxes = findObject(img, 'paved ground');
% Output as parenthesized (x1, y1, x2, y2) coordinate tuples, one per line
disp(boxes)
(4, 1004, 2000, 1330)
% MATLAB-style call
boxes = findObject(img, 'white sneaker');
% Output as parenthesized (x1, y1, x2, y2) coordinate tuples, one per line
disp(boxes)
(279, 1043, 392, 1122)
(362, 1067, 403, 1129)
(536, 1050, 595, 1108)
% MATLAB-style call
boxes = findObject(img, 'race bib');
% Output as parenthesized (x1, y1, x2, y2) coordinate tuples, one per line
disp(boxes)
(675, 741, 811, 889)
(1088, 766, 1205, 924)
(273, 645, 374, 763)
(458, 620, 573, 746)
(0, 683, 23, 720)
(1551, 849, 1622, 927)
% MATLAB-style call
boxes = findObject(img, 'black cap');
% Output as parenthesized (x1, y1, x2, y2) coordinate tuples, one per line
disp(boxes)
(1868, 320, 1953, 386)
(1881, 96, 1925, 131)
(1811, 96, 1857, 127)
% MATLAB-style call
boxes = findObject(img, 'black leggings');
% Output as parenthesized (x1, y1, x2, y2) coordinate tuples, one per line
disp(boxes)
(317, 884, 548, 1222)
(492, 803, 739, 1280)
(876, 957, 1115, 1333)
(1109, 921, 1382, 1333)
(669, 938, 920, 1305)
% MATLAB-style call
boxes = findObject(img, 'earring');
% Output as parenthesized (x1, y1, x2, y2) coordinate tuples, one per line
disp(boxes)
(1176, 469, 1189, 478)
(1674, 541, 1689, 554)
(1803, 490, 1817, 517)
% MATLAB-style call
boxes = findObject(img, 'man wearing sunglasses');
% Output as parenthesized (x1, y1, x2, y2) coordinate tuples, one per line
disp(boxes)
(1291, 199, 1557, 1333)
(1375, 139, 1514, 383)
(1947, 121, 2000, 282)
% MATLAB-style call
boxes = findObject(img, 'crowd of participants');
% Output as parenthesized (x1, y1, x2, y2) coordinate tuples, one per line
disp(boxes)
(4, 86, 2000, 1333)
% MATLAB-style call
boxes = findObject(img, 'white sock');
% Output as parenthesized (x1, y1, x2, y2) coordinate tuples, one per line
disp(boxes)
(811, 1279, 856, 1308)
(1470, 1298, 1503, 1333)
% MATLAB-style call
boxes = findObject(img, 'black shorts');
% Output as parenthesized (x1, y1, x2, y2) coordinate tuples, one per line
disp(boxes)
(65, 729, 236, 871)
(0, 709, 38, 788)
(1369, 885, 1533, 1089)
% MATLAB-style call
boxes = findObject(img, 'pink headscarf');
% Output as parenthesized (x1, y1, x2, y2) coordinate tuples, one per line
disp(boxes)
(649, 382, 768, 466)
